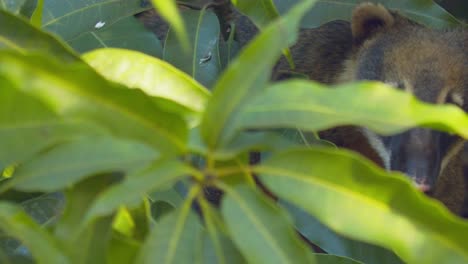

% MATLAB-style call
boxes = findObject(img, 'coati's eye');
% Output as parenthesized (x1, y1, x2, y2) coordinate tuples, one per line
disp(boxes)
(446, 92, 464, 107)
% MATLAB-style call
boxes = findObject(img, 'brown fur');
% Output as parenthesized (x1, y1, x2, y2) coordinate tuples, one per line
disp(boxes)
(274, 3, 467, 215)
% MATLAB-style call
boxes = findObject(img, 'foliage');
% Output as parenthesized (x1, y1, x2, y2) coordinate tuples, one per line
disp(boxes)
(0, 0, 467, 263)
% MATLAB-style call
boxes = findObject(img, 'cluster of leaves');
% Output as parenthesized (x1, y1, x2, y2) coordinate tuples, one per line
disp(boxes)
(0, 0, 467, 263)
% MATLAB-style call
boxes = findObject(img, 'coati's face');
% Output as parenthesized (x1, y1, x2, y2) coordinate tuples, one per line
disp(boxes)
(349, 4, 468, 192)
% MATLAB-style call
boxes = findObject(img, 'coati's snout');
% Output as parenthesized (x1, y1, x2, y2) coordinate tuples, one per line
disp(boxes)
(383, 129, 441, 192)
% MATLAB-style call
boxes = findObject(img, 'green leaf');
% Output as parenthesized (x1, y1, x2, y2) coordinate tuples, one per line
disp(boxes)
(5, 137, 158, 192)
(273, 0, 462, 28)
(199, 198, 245, 264)
(281, 201, 403, 264)
(107, 232, 141, 264)
(232, 0, 295, 68)
(255, 148, 468, 263)
(0, 83, 56, 125)
(0, 119, 107, 172)
(54, 175, 118, 264)
(200, 0, 318, 149)
(137, 187, 203, 264)
(163, 9, 221, 88)
(235, 80, 468, 138)
(21, 192, 65, 227)
(41, 0, 149, 41)
(0, 0, 35, 17)
(83, 48, 209, 114)
(0, 51, 187, 154)
(150, 0, 190, 52)
(221, 185, 316, 264)
(0, 83, 108, 170)
(0, 9, 78, 61)
(232, 0, 280, 29)
(85, 160, 193, 222)
(0, 202, 70, 263)
(30, 0, 43, 26)
(197, 230, 246, 264)
(315, 254, 363, 264)
(69, 16, 163, 57)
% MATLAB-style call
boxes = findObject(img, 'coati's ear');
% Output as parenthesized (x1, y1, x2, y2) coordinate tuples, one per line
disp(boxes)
(351, 3, 394, 45)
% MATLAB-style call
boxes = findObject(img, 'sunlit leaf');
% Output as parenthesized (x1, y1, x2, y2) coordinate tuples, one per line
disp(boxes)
(235, 80, 468, 138)
(83, 48, 209, 114)
(281, 200, 403, 264)
(0, 51, 187, 154)
(256, 148, 468, 263)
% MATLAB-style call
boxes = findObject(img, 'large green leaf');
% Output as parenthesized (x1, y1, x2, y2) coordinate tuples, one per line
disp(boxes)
(4, 137, 157, 192)
(163, 9, 221, 88)
(83, 48, 209, 114)
(69, 16, 163, 57)
(281, 201, 403, 264)
(0, 202, 70, 263)
(0, 119, 107, 172)
(136, 187, 203, 264)
(0, 83, 108, 171)
(221, 185, 316, 264)
(150, 0, 190, 51)
(41, 0, 149, 41)
(0, 51, 187, 153)
(200, 0, 318, 150)
(235, 80, 468, 138)
(273, 0, 462, 28)
(85, 160, 193, 223)
(255, 148, 468, 263)
(0, 9, 77, 61)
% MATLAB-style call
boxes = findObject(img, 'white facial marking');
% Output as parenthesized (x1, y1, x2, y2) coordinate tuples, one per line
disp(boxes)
(402, 79, 413, 94)
(450, 92, 464, 107)
(440, 139, 465, 173)
(360, 128, 391, 170)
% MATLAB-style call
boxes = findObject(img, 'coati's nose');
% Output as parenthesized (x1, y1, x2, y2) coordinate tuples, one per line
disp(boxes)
(413, 180, 432, 193)
(387, 128, 440, 194)
(407, 158, 435, 193)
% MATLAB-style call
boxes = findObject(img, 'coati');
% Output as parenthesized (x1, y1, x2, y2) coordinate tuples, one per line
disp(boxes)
(137, 2, 468, 215)
(274, 3, 468, 215)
